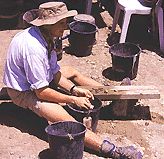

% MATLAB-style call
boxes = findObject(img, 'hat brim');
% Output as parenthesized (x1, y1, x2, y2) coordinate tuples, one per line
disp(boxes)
(23, 9, 78, 26)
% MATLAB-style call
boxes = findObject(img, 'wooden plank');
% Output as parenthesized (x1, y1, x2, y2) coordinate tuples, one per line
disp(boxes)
(78, 85, 160, 100)
(0, 86, 160, 101)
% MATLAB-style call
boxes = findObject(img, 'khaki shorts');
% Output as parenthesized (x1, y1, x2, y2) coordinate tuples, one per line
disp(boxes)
(7, 88, 42, 117)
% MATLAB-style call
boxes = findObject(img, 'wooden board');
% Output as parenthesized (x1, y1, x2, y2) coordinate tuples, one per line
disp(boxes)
(0, 86, 160, 101)
(78, 85, 160, 100)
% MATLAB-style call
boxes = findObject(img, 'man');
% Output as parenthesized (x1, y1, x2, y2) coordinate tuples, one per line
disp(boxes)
(3, 2, 142, 158)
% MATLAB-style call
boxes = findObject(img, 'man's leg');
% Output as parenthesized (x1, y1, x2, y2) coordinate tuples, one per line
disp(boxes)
(7, 87, 104, 152)
(38, 102, 103, 152)
(38, 102, 142, 158)
(60, 66, 103, 86)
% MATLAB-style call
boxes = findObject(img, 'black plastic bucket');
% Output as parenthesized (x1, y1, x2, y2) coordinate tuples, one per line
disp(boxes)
(109, 42, 141, 79)
(45, 121, 86, 159)
(66, 97, 102, 132)
(69, 21, 97, 57)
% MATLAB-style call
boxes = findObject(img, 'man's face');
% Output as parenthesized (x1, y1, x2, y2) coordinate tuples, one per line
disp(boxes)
(50, 18, 67, 37)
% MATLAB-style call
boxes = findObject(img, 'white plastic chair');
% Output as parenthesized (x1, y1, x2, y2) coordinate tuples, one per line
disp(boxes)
(155, 0, 164, 53)
(85, 0, 92, 14)
(110, 0, 164, 52)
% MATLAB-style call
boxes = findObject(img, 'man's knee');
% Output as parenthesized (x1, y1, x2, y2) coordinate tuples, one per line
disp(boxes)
(61, 66, 79, 78)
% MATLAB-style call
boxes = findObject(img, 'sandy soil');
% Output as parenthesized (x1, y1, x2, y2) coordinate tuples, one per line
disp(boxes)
(0, 1, 164, 159)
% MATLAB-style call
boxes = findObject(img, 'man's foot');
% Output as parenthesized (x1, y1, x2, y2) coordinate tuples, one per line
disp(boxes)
(101, 140, 143, 159)
(111, 146, 143, 159)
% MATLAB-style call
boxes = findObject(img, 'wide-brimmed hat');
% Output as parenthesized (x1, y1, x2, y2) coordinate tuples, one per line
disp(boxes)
(23, 2, 78, 26)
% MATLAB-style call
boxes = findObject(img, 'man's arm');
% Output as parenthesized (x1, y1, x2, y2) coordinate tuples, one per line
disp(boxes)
(53, 71, 76, 93)
(34, 86, 75, 104)
(34, 71, 94, 109)
(34, 86, 93, 109)
(54, 71, 94, 99)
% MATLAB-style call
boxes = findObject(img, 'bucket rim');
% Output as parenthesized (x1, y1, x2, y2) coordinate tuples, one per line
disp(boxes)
(74, 14, 95, 21)
(69, 21, 98, 35)
(45, 121, 87, 137)
(67, 104, 102, 114)
(109, 42, 141, 57)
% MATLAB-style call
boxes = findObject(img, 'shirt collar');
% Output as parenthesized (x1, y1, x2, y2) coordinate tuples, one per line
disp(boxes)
(34, 26, 48, 48)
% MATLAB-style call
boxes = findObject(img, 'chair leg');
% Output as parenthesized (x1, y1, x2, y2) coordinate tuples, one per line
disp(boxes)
(119, 10, 133, 43)
(85, 0, 92, 14)
(110, 4, 121, 35)
(156, 7, 164, 53)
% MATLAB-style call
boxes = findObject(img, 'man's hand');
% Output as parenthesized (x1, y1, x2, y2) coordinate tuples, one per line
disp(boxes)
(73, 96, 94, 110)
(71, 87, 94, 100)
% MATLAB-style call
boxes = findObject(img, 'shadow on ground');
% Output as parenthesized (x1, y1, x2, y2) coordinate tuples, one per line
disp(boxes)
(102, 67, 129, 81)
(0, 100, 154, 135)
(38, 148, 102, 159)
(100, 102, 152, 120)
(0, 102, 48, 141)
(100, 101, 164, 124)
(1, 100, 163, 158)
(38, 148, 53, 159)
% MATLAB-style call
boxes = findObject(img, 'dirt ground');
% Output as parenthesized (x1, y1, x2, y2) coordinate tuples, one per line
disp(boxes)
(0, 1, 164, 159)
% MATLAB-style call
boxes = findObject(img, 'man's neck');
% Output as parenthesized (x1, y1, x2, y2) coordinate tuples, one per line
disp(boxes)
(39, 27, 53, 43)
(38, 27, 54, 58)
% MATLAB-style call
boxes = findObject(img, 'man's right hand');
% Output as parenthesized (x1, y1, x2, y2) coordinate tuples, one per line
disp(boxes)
(72, 96, 94, 110)
(71, 86, 94, 100)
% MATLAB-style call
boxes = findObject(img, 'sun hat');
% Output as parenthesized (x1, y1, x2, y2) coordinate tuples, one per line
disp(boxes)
(23, 2, 78, 26)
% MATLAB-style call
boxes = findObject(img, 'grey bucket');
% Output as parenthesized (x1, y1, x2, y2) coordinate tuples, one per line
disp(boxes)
(68, 21, 97, 57)
(66, 97, 102, 132)
(109, 42, 141, 80)
(45, 121, 86, 159)
(73, 14, 95, 24)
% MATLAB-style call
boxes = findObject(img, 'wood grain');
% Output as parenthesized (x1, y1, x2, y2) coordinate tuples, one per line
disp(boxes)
(78, 85, 160, 100)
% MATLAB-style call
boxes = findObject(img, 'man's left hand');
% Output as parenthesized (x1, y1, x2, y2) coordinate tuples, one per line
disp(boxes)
(72, 87, 94, 100)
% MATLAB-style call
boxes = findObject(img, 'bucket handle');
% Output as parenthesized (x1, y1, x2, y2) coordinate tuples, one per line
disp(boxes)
(61, 34, 70, 40)
(136, 44, 143, 53)
(128, 43, 142, 77)
(83, 109, 92, 130)
(83, 116, 92, 130)
(95, 27, 100, 43)
(67, 133, 74, 140)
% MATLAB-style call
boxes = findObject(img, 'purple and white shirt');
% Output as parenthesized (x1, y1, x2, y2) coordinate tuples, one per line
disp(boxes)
(3, 26, 60, 91)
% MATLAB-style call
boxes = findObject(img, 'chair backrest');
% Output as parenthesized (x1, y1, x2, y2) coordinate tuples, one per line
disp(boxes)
(138, 0, 159, 7)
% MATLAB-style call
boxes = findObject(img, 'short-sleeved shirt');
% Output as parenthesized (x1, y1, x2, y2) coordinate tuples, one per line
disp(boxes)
(3, 26, 60, 91)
